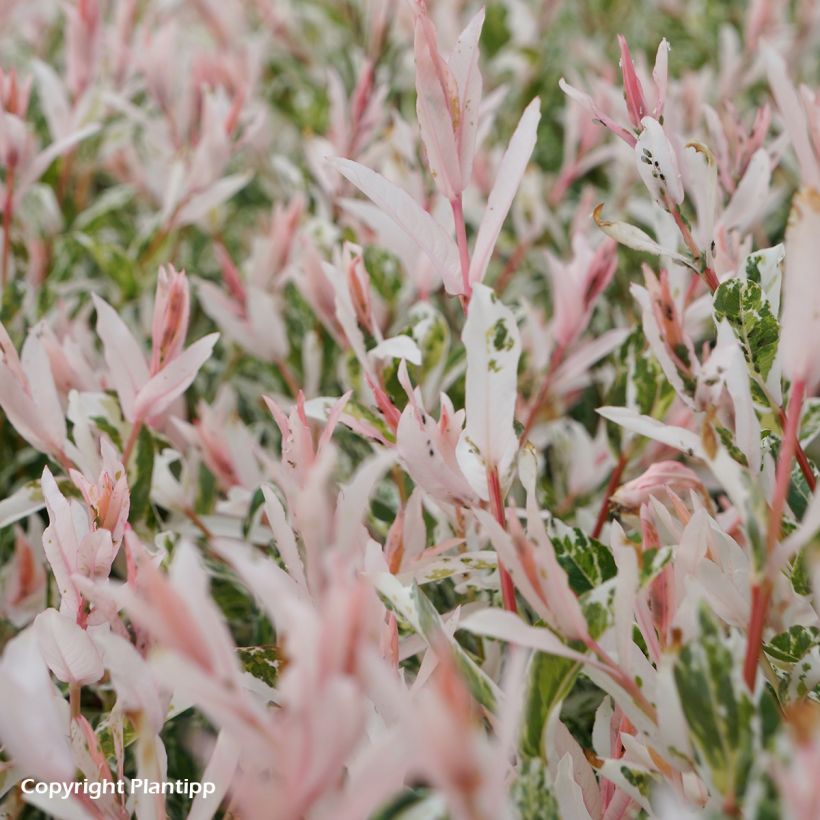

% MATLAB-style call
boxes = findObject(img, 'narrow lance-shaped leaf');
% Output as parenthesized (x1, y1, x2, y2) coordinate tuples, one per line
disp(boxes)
(413, 10, 462, 198)
(468, 98, 541, 285)
(449, 9, 485, 183)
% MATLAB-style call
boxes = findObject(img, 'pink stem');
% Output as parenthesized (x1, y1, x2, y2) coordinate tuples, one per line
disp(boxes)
(743, 378, 805, 690)
(486, 465, 517, 613)
(122, 419, 144, 465)
(767, 379, 805, 551)
(451, 196, 472, 301)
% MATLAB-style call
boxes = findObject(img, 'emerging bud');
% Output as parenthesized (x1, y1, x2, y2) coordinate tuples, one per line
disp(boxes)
(618, 35, 648, 130)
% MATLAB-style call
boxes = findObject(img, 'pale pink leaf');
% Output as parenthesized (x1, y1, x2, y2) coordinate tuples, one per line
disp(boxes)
(593, 205, 694, 268)
(781, 188, 820, 390)
(468, 98, 541, 285)
(92, 293, 149, 422)
(23, 329, 66, 446)
(0, 628, 75, 781)
(33, 608, 103, 685)
(449, 9, 485, 184)
(175, 172, 252, 226)
(414, 15, 461, 198)
(720, 149, 771, 233)
(19, 123, 101, 196)
(188, 731, 239, 820)
(91, 629, 166, 733)
(261, 484, 307, 588)
(134, 333, 219, 421)
(331, 158, 462, 293)
(764, 46, 820, 189)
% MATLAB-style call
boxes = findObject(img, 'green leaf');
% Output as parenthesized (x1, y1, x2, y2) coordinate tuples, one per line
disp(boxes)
(73, 232, 139, 299)
(787, 457, 819, 521)
(764, 625, 819, 664)
(90, 416, 124, 451)
(236, 645, 280, 687)
(242, 486, 266, 539)
(370, 790, 446, 820)
(713, 278, 779, 381)
(97, 715, 138, 760)
(520, 652, 580, 758)
(129, 426, 155, 523)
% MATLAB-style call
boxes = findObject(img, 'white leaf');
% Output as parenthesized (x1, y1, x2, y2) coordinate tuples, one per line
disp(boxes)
(456, 285, 521, 499)
(781, 188, 820, 390)
(368, 335, 422, 366)
(593, 205, 694, 268)
(635, 116, 684, 205)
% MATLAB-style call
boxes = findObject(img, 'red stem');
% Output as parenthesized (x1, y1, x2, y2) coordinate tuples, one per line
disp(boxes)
(487, 465, 517, 613)
(451, 196, 472, 301)
(1, 163, 15, 290)
(592, 453, 629, 539)
(743, 581, 772, 691)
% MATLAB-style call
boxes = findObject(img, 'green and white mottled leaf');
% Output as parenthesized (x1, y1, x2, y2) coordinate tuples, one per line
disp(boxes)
(713, 278, 780, 382)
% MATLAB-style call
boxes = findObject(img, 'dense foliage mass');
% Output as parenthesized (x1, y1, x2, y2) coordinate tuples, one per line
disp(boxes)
(0, 0, 819, 818)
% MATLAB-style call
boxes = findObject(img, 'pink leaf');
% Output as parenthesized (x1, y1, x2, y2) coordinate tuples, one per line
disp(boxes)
(413, 12, 462, 198)
(449, 9, 485, 186)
